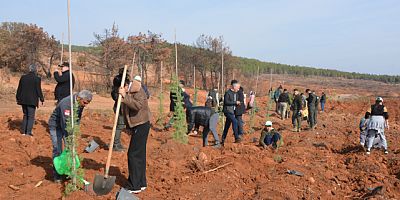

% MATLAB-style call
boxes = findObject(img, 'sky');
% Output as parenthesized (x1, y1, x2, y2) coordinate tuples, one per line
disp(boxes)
(1, 0, 400, 75)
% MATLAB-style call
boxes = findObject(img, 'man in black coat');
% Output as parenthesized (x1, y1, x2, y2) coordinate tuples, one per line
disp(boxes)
(165, 80, 192, 130)
(111, 68, 130, 152)
(221, 80, 241, 145)
(186, 106, 221, 148)
(291, 89, 303, 132)
(235, 85, 246, 137)
(306, 89, 318, 129)
(54, 62, 75, 103)
(16, 64, 44, 136)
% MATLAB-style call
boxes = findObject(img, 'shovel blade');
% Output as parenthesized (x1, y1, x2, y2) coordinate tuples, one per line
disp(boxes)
(93, 174, 116, 196)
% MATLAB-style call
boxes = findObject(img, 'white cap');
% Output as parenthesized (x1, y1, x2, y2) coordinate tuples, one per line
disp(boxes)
(376, 97, 383, 102)
(134, 76, 142, 82)
(265, 121, 272, 126)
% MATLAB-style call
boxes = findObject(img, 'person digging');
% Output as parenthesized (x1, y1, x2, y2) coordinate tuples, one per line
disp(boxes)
(186, 106, 221, 148)
(48, 90, 93, 183)
(259, 121, 281, 149)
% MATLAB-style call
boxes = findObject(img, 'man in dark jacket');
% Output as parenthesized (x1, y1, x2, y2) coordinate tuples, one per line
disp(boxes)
(320, 92, 326, 112)
(54, 62, 75, 103)
(278, 89, 290, 120)
(16, 64, 44, 136)
(48, 90, 92, 182)
(291, 89, 303, 132)
(165, 80, 192, 130)
(273, 85, 283, 113)
(306, 89, 318, 129)
(221, 80, 241, 145)
(186, 106, 221, 148)
(235, 85, 246, 137)
(111, 68, 130, 152)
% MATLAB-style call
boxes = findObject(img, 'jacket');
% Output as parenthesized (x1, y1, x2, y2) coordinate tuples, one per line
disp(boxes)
(320, 94, 326, 103)
(48, 95, 84, 136)
(307, 93, 318, 109)
(16, 72, 44, 107)
(278, 92, 290, 103)
(365, 104, 388, 119)
(235, 89, 245, 116)
(273, 89, 282, 101)
(223, 89, 237, 114)
(186, 106, 213, 133)
(122, 88, 150, 128)
(54, 70, 75, 101)
(292, 94, 303, 111)
(170, 88, 192, 112)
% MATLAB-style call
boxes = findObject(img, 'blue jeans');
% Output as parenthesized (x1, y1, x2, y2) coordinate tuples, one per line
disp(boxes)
(264, 133, 281, 146)
(222, 113, 239, 142)
(321, 102, 325, 111)
(50, 128, 66, 180)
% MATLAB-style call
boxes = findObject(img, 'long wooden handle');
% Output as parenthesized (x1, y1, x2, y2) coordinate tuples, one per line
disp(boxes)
(105, 65, 128, 177)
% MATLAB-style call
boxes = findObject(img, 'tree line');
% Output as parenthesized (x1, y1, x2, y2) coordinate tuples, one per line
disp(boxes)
(1, 21, 399, 90)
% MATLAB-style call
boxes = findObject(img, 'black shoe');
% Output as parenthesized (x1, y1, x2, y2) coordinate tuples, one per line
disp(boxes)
(234, 138, 242, 143)
(113, 145, 126, 152)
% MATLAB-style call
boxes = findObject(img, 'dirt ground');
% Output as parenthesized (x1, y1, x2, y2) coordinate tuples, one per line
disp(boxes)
(0, 74, 399, 200)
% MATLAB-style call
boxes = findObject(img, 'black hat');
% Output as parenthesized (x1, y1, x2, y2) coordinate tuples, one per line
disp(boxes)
(58, 62, 70, 67)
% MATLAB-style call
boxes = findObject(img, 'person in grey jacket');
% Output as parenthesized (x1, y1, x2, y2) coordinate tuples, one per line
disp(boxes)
(221, 80, 241, 145)
(48, 90, 92, 183)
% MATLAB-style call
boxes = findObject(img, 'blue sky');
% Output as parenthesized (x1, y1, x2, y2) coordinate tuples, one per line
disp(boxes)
(1, 0, 400, 75)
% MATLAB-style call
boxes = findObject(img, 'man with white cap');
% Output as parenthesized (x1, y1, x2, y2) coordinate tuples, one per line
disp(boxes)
(259, 121, 281, 149)
(133, 76, 150, 99)
(364, 97, 389, 155)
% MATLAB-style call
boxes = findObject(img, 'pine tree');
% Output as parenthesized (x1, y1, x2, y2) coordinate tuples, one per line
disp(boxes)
(170, 76, 188, 144)
(64, 102, 85, 194)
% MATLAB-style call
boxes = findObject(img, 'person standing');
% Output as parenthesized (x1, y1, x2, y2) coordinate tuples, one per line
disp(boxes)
(306, 89, 318, 129)
(221, 81, 241, 145)
(278, 89, 290, 120)
(164, 80, 192, 130)
(291, 89, 303, 132)
(235, 86, 246, 137)
(16, 64, 44, 136)
(273, 85, 283, 113)
(111, 68, 130, 152)
(48, 90, 93, 182)
(365, 97, 389, 155)
(54, 62, 75, 103)
(320, 92, 326, 112)
(119, 77, 151, 194)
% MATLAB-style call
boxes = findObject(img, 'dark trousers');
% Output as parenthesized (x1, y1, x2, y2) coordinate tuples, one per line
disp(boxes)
(308, 107, 317, 128)
(21, 105, 36, 135)
(292, 110, 302, 129)
(127, 121, 150, 190)
(222, 113, 239, 142)
(114, 112, 125, 147)
(264, 133, 281, 146)
(235, 115, 244, 136)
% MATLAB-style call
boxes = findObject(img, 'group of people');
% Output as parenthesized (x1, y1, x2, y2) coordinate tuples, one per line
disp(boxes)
(359, 97, 390, 155)
(17, 63, 151, 194)
(272, 86, 326, 132)
(15, 63, 392, 196)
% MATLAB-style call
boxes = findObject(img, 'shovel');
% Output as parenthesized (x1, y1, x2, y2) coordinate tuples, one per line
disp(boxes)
(93, 65, 128, 196)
